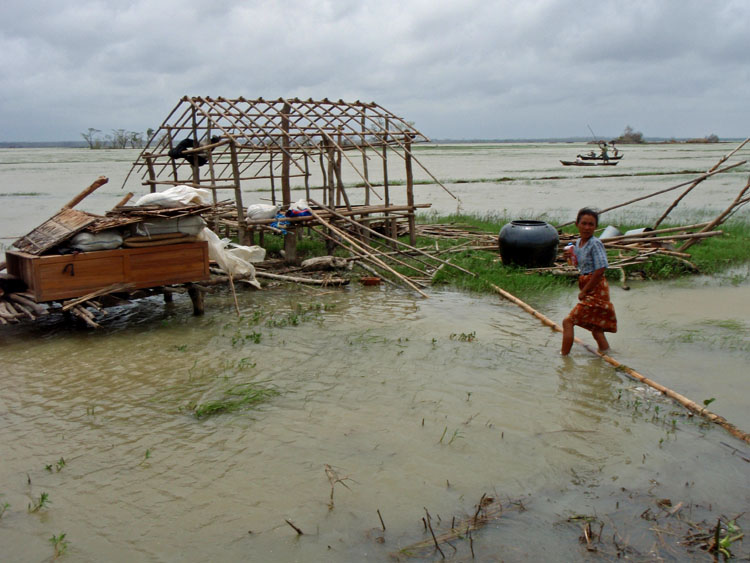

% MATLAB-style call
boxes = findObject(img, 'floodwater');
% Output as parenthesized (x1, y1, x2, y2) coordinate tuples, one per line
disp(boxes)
(1, 144, 749, 561)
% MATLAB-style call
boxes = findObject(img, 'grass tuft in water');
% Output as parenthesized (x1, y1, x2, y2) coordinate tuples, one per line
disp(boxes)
(50, 532, 69, 559)
(189, 382, 280, 419)
(28, 491, 50, 513)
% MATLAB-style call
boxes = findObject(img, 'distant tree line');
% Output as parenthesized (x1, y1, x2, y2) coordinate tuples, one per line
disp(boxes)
(81, 127, 156, 149)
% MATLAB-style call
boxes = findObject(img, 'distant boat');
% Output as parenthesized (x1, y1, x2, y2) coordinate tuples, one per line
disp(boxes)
(560, 160, 619, 166)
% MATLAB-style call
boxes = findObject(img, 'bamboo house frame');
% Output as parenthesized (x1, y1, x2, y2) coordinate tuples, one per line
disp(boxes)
(127, 96, 445, 258)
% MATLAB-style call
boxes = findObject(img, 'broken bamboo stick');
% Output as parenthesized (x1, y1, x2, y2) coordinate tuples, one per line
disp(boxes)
(71, 305, 100, 328)
(61, 283, 134, 312)
(64, 176, 109, 209)
(7, 293, 47, 315)
(254, 271, 349, 286)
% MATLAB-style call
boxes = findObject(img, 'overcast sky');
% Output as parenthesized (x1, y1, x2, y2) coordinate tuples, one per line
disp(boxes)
(1, 0, 748, 142)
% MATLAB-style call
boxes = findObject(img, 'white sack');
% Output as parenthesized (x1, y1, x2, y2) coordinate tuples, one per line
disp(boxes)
(70, 230, 123, 251)
(135, 185, 212, 208)
(136, 216, 206, 237)
(196, 228, 261, 289)
(246, 203, 280, 220)
(227, 245, 266, 263)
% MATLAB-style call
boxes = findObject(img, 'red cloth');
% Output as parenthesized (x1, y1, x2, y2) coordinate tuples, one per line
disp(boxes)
(568, 273, 618, 333)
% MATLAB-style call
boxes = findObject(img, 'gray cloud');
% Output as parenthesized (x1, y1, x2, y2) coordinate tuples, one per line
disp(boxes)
(1, 0, 748, 141)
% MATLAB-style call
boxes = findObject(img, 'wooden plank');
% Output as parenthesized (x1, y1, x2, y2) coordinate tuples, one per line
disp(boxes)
(12, 208, 98, 255)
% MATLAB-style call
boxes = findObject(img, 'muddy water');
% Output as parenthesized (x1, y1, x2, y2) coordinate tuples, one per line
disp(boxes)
(1, 145, 749, 561)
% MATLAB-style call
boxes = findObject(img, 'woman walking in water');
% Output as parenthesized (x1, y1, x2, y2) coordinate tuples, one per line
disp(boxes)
(561, 208, 617, 355)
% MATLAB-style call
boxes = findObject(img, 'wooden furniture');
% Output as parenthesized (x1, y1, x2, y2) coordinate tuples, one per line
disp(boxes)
(5, 241, 209, 302)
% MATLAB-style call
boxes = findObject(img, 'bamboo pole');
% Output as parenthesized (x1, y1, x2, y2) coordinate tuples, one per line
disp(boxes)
(678, 174, 750, 252)
(308, 199, 477, 277)
(254, 271, 349, 286)
(228, 142, 248, 244)
(600, 221, 712, 241)
(653, 137, 750, 228)
(600, 230, 722, 246)
(405, 135, 416, 245)
(61, 283, 134, 312)
(113, 192, 134, 208)
(306, 209, 429, 297)
(310, 224, 429, 292)
(489, 283, 750, 444)
(63, 176, 109, 209)
(292, 100, 383, 202)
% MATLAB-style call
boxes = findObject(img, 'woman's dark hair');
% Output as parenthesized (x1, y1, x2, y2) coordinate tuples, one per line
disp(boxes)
(576, 207, 599, 226)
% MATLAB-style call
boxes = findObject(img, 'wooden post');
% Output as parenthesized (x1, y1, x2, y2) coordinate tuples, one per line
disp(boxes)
(336, 129, 343, 207)
(187, 285, 204, 316)
(319, 150, 328, 206)
(382, 118, 396, 242)
(190, 105, 201, 185)
(361, 113, 370, 206)
(166, 127, 178, 182)
(304, 153, 311, 202)
(281, 102, 297, 262)
(327, 143, 335, 209)
(405, 135, 416, 246)
(145, 154, 157, 193)
(229, 142, 248, 244)
(269, 153, 277, 205)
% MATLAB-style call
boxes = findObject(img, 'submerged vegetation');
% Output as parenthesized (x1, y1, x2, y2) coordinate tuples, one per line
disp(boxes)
(188, 382, 280, 419)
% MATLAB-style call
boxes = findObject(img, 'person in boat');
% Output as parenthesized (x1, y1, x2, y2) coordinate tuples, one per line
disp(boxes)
(598, 141, 609, 162)
(610, 141, 620, 158)
(561, 207, 617, 355)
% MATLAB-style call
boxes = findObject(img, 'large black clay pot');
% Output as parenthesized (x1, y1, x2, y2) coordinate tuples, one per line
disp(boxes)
(498, 220, 559, 268)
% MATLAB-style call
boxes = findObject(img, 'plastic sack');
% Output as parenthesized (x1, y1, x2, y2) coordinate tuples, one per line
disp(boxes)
(70, 230, 123, 251)
(136, 216, 206, 237)
(270, 212, 290, 235)
(227, 245, 266, 263)
(286, 199, 311, 217)
(134, 185, 212, 208)
(196, 228, 261, 289)
(246, 203, 280, 220)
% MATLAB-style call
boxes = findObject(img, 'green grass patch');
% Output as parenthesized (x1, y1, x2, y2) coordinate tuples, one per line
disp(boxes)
(188, 381, 280, 419)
